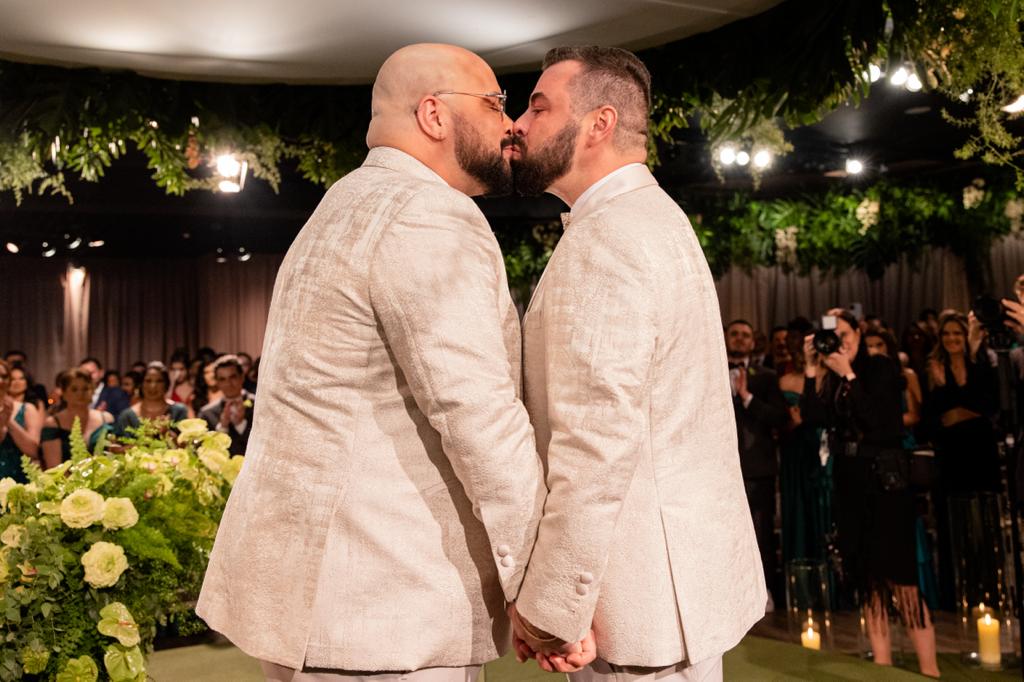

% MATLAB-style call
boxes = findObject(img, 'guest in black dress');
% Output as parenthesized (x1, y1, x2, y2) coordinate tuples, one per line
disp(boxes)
(800, 310, 938, 677)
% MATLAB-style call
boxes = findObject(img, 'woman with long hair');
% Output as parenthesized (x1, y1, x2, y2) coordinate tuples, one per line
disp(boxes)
(0, 359, 43, 481)
(115, 362, 188, 434)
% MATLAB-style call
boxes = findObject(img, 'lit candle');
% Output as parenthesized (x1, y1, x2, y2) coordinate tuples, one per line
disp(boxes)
(977, 613, 1001, 668)
(801, 625, 821, 651)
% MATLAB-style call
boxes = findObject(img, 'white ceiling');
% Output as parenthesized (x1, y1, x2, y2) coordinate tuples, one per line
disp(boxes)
(0, 0, 781, 84)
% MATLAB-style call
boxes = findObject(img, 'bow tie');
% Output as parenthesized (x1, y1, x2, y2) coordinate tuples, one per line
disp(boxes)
(560, 212, 572, 228)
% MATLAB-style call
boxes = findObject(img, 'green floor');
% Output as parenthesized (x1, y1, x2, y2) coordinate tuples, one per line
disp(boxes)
(147, 636, 1020, 681)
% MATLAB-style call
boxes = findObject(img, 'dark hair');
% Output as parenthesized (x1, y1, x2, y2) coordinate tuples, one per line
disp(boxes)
(79, 356, 103, 370)
(864, 328, 900, 359)
(770, 325, 787, 336)
(787, 316, 814, 336)
(59, 367, 94, 390)
(197, 346, 218, 364)
(4, 350, 27, 362)
(143, 361, 172, 391)
(123, 370, 144, 396)
(103, 370, 120, 383)
(919, 308, 939, 321)
(212, 354, 244, 377)
(725, 319, 754, 332)
(542, 46, 651, 151)
(169, 348, 190, 366)
(237, 351, 253, 364)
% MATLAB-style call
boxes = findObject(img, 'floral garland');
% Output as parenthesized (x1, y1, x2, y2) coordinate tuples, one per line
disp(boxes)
(0, 417, 240, 681)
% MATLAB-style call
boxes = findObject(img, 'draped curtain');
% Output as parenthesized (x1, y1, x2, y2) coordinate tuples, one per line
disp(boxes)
(3, 238, 1024, 391)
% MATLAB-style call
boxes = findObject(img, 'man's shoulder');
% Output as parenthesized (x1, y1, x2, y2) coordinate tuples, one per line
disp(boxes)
(198, 400, 222, 418)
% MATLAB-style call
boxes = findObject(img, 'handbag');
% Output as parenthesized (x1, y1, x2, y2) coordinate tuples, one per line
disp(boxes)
(872, 447, 910, 493)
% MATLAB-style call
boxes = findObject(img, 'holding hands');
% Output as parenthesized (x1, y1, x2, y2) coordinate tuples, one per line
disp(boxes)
(507, 603, 597, 673)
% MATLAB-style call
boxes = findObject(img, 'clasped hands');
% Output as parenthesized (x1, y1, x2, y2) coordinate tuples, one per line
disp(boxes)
(507, 603, 596, 673)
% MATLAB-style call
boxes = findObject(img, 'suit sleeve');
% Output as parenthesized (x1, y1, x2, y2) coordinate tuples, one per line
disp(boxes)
(744, 372, 788, 428)
(514, 230, 656, 643)
(367, 190, 545, 603)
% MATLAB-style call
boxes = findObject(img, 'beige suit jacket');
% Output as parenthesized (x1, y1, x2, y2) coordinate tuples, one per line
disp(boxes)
(516, 164, 766, 667)
(196, 147, 545, 671)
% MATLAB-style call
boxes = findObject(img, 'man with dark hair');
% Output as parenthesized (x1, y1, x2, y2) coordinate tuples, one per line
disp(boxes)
(725, 319, 789, 613)
(236, 351, 257, 393)
(198, 355, 254, 456)
(79, 356, 129, 417)
(508, 46, 765, 681)
(765, 325, 791, 372)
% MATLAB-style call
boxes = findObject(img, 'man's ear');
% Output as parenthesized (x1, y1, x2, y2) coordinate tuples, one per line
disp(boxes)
(415, 96, 448, 141)
(585, 105, 619, 146)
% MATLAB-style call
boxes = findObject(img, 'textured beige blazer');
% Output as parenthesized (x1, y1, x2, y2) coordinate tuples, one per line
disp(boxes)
(515, 164, 766, 667)
(196, 147, 545, 672)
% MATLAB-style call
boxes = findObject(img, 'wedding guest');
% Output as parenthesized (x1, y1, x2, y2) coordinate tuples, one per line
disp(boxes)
(237, 351, 257, 393)
(918, 308, 940, 339)
(765, 325, 792, 373)
(115, 362, 188, 434)
(103, 370, 121, 388)
(0, 359, 43, 481)
(902, 324, 935, 400)
(121, 371, 143, 406)
(168, 351, 194, 409)
(778, 320, 833, 567)
(198, 356, 254, 455)
(725, 320, 788, 607)
(865, 328, 922, 445)
(800, 310, 938, 676)
(202, 360, 224, 409)
(130, 360, 147, 375)
(190, 360, 219, 414)
(41, 368, 114, 468)
(79, 356, 130, 417)
(751, 329, 769, 367)
(4, 350, 48, 407)
(8, 364, 45, 412)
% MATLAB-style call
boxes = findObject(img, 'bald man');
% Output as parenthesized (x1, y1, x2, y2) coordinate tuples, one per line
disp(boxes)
(196, 44, 549, 681)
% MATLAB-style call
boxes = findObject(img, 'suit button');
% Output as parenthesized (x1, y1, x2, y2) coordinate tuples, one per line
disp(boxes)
(500, 556, 514, 568)
(497, 545, 511, 557)
(576, 584, 589, 596)
(578, 572, 594, 585)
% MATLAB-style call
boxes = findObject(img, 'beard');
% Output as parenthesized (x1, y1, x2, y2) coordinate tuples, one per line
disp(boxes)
(453, 112, 513, 196)
(510, 120, 579, 197)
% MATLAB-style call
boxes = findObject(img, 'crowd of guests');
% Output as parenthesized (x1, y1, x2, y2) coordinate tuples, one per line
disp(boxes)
(0, 347, 257, 481)
(725, 285, 1024, 675)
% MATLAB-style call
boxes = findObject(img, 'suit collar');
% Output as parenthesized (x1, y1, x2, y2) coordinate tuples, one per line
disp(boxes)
(569, 163, 657, 224)
(362, 147, 449, 187)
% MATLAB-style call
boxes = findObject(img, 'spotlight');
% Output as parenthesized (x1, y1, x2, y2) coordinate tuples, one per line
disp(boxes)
(845, 159, 864, 175)
(88, 240, 105, 248)
(238, 252, 252, 262)
(68, 237, 82, 250)
(752, 150, 772, 169)
(216, 154, 242, 178)
(42, 246, 57, 258)
(1002, 94, 1024, 114)
(736, 151, 750, 166)
(889, 67, 909, 87)
(215, 247, 228, 264)
(905, 73, 923, 92)
(218, 180, 241, 193)
(718, 147, 737, 165)
(959, 88, 974, 103)
(69, 266, 86, 289)
(868, 64, 882, 83)
(5, 242, 19, 254)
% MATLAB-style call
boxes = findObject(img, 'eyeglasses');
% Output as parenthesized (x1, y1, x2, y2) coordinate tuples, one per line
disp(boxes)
(432, 90, 507, 115)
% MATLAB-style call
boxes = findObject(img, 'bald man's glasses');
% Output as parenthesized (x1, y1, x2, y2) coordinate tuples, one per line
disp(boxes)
(432, 90, 507, 115)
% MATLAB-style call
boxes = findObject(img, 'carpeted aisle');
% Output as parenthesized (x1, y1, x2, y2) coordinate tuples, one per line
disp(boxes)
(146, 636, 1020, 681)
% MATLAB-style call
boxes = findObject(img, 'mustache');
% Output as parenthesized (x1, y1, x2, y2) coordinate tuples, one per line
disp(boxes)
(501, 133, 525, 151)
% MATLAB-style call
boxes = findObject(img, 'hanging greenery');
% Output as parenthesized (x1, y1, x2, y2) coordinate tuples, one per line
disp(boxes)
(0, 0, 1020, 204)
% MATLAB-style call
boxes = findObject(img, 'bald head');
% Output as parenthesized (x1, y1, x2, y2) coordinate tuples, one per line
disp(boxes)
(367, 43, 494, 147)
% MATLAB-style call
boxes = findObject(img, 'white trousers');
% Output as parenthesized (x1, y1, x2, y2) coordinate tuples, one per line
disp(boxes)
(260, 660, 480, 682)
(569, 655, 723, 682)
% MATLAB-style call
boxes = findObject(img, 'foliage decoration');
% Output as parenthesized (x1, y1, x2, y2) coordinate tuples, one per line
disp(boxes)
(0, 416, 241, 681)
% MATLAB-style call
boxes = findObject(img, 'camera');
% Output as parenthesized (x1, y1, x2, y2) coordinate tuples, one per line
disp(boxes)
(973, 294, 1016, 351)
(813, 315, 841, 355)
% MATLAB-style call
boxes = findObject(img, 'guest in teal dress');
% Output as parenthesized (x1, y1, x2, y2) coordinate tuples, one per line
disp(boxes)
(0, 359, 43, 481)
(41, 368, 113, 468)
(115, 362, 189, 435)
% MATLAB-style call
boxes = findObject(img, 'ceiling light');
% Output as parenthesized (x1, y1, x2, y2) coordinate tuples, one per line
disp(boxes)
(753, 150, 772, 169)
(68, 237, 82, 250)
(905, 73, 922, 92)
(959, 88, 974, 103)
(845, 159, 864, 175)
(889, 67, 909, 87)
(718, 146, 737, 165)
(1002, 95, 1024, 114)
(5, 242, 19, 254)
(735, 151, 750, 166)
(88, 240, 105, 248)
(238, 252, 252, 262)
(42, 247, 57, 258)
(216, 154, 241, 178)
(868, 64, 882, 82)
(218, 180, 241, 193)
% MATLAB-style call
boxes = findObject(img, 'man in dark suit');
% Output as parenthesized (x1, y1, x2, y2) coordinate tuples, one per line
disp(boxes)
(725, 319, 789, 609)
(80, 356, 131, 418)
(199, 355, 255, 455)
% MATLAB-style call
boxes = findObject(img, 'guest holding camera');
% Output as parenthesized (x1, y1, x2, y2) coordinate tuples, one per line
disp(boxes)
(800, 310, 938, 676)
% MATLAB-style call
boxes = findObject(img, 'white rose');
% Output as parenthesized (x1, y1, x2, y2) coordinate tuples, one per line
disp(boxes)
(60, 489, 106, 529)
(81, 541, 129, 588)
(176, 418, 209, 443)
(0, 478, 19, 509)
(102, 498, 139, 530)
(0, 524, 26, 549)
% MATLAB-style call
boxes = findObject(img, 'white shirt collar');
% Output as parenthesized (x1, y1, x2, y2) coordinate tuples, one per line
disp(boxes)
(569, 163, 654, 223)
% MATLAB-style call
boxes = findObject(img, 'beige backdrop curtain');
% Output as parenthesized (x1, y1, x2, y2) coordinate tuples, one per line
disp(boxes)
(4, 237, 1024, 392)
